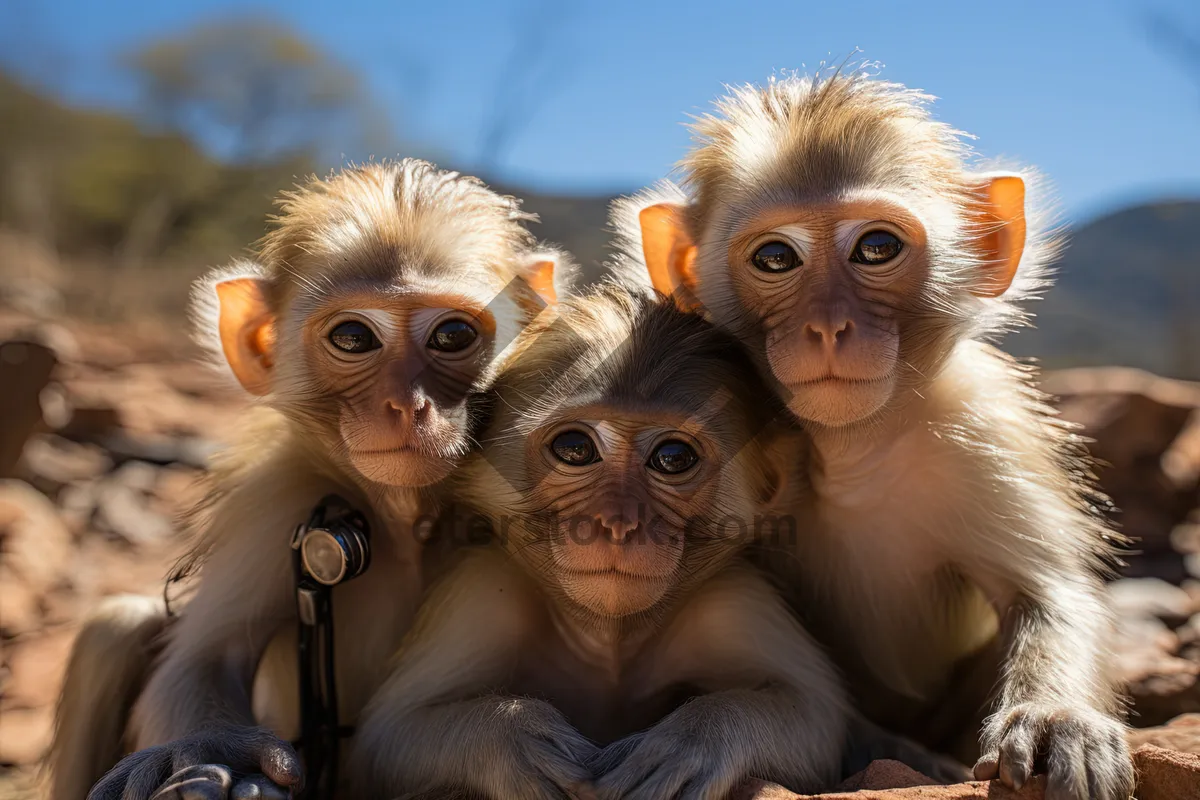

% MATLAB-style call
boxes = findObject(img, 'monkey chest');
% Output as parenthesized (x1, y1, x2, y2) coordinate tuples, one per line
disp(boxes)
(512, 649, 694, 744)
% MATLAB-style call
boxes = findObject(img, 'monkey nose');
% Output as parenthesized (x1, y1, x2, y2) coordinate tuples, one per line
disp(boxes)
(601, 515, 640, 544)
(386, 392, 429, 420)
(803, 318, 854, 350)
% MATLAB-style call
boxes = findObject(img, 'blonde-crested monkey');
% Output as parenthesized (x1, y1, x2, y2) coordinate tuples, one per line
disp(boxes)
(615, 73, 1134, 800)
(53, 159, 573, 800)
(349, 284, 852, 800)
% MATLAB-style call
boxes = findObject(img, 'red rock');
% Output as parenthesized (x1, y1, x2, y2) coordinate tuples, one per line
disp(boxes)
(18, 434, 113, 492)
(0, 480, 74, 592)
(834, 760, 933, 791)
(1129, 714, 1200, 756)
(1045, 368, 1200, 579)
(795, 778, 1046, 799)
(1133, 744, 1200, 800)
(0, 338, 57, 479)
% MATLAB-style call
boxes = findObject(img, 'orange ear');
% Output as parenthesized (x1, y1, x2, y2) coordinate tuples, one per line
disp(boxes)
(639, 203, 699, 309)
(215, 278, 275, 395)
(968, 174, 1027, 298)
(525, 259, 559, 305)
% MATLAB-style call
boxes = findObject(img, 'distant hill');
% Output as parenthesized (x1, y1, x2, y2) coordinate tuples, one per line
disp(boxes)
(508, 187, 616, 281)
(1009, 200, 1200, 380)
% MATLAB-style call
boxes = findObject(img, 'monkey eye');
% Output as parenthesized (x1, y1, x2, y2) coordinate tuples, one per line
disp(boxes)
(427, 320, 479, 353)
(329, 320, 381, 353)
(751, 241, 801, 273)
(550, 430, 600, 466)
(850, 230, 904, 265)
(647, 440, 699, 475)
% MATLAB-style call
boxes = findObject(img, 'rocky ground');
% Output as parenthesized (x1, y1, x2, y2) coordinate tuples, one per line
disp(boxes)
(2, 313, 1200, 799)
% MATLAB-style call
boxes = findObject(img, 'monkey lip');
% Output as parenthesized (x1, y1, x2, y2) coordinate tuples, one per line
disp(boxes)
(355, 445, 424, 455)
(792, 372, 893, 388)
(563, 567, 666, 583)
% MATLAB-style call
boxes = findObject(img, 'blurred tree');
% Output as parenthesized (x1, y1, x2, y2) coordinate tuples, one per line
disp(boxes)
(476, 0, 578, 174)
(124, 16, 385, 164)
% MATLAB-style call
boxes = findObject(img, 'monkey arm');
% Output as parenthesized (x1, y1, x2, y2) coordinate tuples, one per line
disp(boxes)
(596, 564, 848, 798)
(970, 564, 1133, 799)
(129, 522, 295, 745)
(350, 549, 596, 800)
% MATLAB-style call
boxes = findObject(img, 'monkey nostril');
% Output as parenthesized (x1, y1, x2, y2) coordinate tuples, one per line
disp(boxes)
(803, 323, 825, 345)
(833, 319, 853, 343)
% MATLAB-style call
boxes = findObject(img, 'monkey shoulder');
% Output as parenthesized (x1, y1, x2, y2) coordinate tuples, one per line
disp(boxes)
(410, 547, 543, 647)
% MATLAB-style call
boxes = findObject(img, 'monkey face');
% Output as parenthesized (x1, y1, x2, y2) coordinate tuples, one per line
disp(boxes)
(287, 287, 501, 488)
(523, 413, 728, 618)
(713, 198, 934, 427)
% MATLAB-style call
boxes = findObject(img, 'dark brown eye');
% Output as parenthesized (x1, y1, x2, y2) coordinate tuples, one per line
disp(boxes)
(329, 320, 380, 353)
(648, 440, 698, 475)
(850, 230, 903, 265)
(550, 430, 600, 466)
(428, 320, 478, 353)
(752, 241, 801, 273)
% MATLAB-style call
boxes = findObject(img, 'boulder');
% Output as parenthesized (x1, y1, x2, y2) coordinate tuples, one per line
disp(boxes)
(0, 480, 74, 592)
(1129, 714, 1200, 755)
(1133, 744, 1200, 800)
(1043, 368, 1200, 581)
(0, 338, 58, 479)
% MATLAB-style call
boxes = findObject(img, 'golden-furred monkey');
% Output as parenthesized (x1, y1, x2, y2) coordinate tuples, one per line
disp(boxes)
(53, 159, 573, 800)
(616, 73, 1133, 800)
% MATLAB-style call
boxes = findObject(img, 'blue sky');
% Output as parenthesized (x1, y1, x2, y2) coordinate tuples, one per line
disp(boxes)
(6, 0, 1200, 223)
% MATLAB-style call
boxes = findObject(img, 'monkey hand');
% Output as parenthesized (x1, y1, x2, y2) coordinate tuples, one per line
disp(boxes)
(974, 703, 1134, 800)
(87, 727, 302, 800)
(483, 697, 598, 800)
(593, 703, 750, 800)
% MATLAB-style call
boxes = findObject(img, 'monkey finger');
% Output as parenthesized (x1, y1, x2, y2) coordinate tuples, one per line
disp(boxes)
(594, 754, 657, 799)
(523, 738, 594, 793)
(149, 765, 235, 800)
(1045, 734, 1088, 800)
(246, 733, 304, 790)
(620, 763, 704, 800)
(121, 751, 176, 800)
(972, 752, 1000, 782)
(87, 752, 147, 800)
(996, 720, 1036, 790)
(230, 774, 290, 800)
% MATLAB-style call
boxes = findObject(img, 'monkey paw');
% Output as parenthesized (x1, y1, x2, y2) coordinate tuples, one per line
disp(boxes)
(86, 727, 302, 800)
(490, 699, 598, 800)
(974, 703, 1134, 800)
(594, 723, 743, 800)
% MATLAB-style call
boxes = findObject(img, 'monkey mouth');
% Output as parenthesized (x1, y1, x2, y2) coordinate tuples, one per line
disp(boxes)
(563, 567, 667, 582)
(793, 372, 894, 388)
(355, 445, 425, 456)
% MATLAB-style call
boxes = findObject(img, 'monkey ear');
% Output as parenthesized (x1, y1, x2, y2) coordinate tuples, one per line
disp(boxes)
(516, 247, 579, 313)
(966, 173, 1027, 298)
(638, 203, 700, 309)
(215, 278, 276, 395)
(190, 262, 276, 396)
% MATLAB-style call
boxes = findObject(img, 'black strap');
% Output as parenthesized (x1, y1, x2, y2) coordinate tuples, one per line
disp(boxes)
(292, 496, 363, 800)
